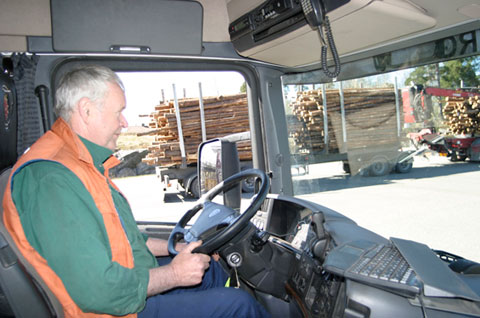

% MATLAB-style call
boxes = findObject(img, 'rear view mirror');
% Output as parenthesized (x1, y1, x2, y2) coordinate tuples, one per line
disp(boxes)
(197, 139, 241, 210)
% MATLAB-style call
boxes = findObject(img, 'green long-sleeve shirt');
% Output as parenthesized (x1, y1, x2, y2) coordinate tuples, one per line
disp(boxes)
(11, 136, 157, 315)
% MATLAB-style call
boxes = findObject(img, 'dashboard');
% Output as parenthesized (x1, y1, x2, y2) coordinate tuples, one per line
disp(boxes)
(244, 194, 480, 318)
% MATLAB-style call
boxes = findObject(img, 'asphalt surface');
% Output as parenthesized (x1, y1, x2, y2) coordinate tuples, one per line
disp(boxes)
(114, 153, 480, 262)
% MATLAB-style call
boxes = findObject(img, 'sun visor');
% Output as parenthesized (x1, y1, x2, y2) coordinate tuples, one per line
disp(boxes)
(50, 0, 203, 55)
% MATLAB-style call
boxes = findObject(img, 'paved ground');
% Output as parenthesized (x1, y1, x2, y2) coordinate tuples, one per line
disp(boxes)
(295, 155, 480, 262)
(114, 153, 480, 262)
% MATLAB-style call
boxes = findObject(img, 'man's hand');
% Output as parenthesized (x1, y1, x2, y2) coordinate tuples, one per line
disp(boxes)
(170, 241, 211, 287)
(146, 241, 210, 296)
(175, 242, 188, 253)
(145, 237, 188, 256)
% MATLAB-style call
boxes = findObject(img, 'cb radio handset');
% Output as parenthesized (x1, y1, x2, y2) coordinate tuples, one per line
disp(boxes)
(300, 0, 341, 79)
(301, 0, 324, 28)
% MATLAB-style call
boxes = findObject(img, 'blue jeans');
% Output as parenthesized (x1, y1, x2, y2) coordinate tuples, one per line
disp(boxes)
(138, 257, 270, 318)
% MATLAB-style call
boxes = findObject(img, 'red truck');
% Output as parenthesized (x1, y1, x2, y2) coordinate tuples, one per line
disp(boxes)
(403, 86, 480, 162)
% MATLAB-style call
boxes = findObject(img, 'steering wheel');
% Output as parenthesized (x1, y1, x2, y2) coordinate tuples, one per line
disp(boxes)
(168, 169, 269, 255)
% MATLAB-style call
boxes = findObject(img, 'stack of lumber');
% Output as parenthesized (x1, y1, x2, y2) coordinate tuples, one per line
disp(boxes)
(143, 93, 252, 166)
(442, 95, 480, 135)
(289, 87, 398, 154)
(289, 90, 338, 153)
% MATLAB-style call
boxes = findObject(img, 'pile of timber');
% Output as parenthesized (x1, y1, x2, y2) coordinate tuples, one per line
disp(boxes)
(442, 95, 480, 135)
(289, 87, 398, 153)
(142, 93, 252, 167)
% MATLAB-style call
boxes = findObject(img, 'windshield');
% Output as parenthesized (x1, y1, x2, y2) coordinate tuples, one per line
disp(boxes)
(282, 55, 480, 262)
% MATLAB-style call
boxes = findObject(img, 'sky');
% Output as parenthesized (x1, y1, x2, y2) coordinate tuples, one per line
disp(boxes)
(117, 71, 246, 127)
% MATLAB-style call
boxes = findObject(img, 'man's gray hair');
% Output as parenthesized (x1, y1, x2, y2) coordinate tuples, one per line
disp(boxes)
(54, 65, 124, 121)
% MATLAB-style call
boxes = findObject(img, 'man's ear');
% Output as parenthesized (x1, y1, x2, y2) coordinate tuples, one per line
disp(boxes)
(77, 97, 93, 124)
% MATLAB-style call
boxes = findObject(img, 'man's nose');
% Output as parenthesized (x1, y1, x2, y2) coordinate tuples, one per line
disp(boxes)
(120, 114, 128, 128)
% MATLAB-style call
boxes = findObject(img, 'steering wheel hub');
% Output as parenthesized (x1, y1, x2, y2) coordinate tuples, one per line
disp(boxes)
(167, 169, 269, 255)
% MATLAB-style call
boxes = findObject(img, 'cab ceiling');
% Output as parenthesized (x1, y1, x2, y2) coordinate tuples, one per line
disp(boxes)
(1, 0, 479, 68)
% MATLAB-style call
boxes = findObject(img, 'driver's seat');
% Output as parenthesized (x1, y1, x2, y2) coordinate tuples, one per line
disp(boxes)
(0, 167, 64, 317)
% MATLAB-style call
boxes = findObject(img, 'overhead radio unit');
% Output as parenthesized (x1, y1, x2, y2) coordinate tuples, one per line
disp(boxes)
(228, 0, 349, 53)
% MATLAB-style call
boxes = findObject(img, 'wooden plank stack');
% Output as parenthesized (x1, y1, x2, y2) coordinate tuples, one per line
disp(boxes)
(442, 95, 480, 135)
(143, 93, 252, 167)
(289, 87, 399, 154)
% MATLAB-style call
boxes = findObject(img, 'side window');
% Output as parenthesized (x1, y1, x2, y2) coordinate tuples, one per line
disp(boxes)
(112, 71, 251, 222)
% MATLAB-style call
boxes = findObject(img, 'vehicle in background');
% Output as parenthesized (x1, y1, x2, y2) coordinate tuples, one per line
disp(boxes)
(286, 86, 414, 177)
(139, 91, 254, 199)
(405, 87, 480, 161)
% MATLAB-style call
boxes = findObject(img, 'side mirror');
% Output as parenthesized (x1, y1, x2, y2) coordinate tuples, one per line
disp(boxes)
(197, 138, 241, 210)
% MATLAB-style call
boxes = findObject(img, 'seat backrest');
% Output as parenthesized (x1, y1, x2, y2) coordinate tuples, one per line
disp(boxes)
(0, 72, 18, 171)
(0, 167, 64, 318)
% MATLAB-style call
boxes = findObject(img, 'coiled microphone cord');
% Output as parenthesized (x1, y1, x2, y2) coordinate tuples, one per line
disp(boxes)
(319, 15, 341, 78)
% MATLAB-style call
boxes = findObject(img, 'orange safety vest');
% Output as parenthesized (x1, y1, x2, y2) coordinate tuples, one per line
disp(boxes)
(2, 118, 137, 318)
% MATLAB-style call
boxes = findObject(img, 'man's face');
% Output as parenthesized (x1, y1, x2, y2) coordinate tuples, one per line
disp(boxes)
(88, 83, 128, 150)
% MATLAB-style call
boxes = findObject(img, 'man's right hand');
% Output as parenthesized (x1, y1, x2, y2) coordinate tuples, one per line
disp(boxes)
(170, 240, 211, 287)
(146, 240, 211, 296)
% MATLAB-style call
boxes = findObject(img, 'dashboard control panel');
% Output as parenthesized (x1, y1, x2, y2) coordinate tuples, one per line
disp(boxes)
(288, 252, 343, 317)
